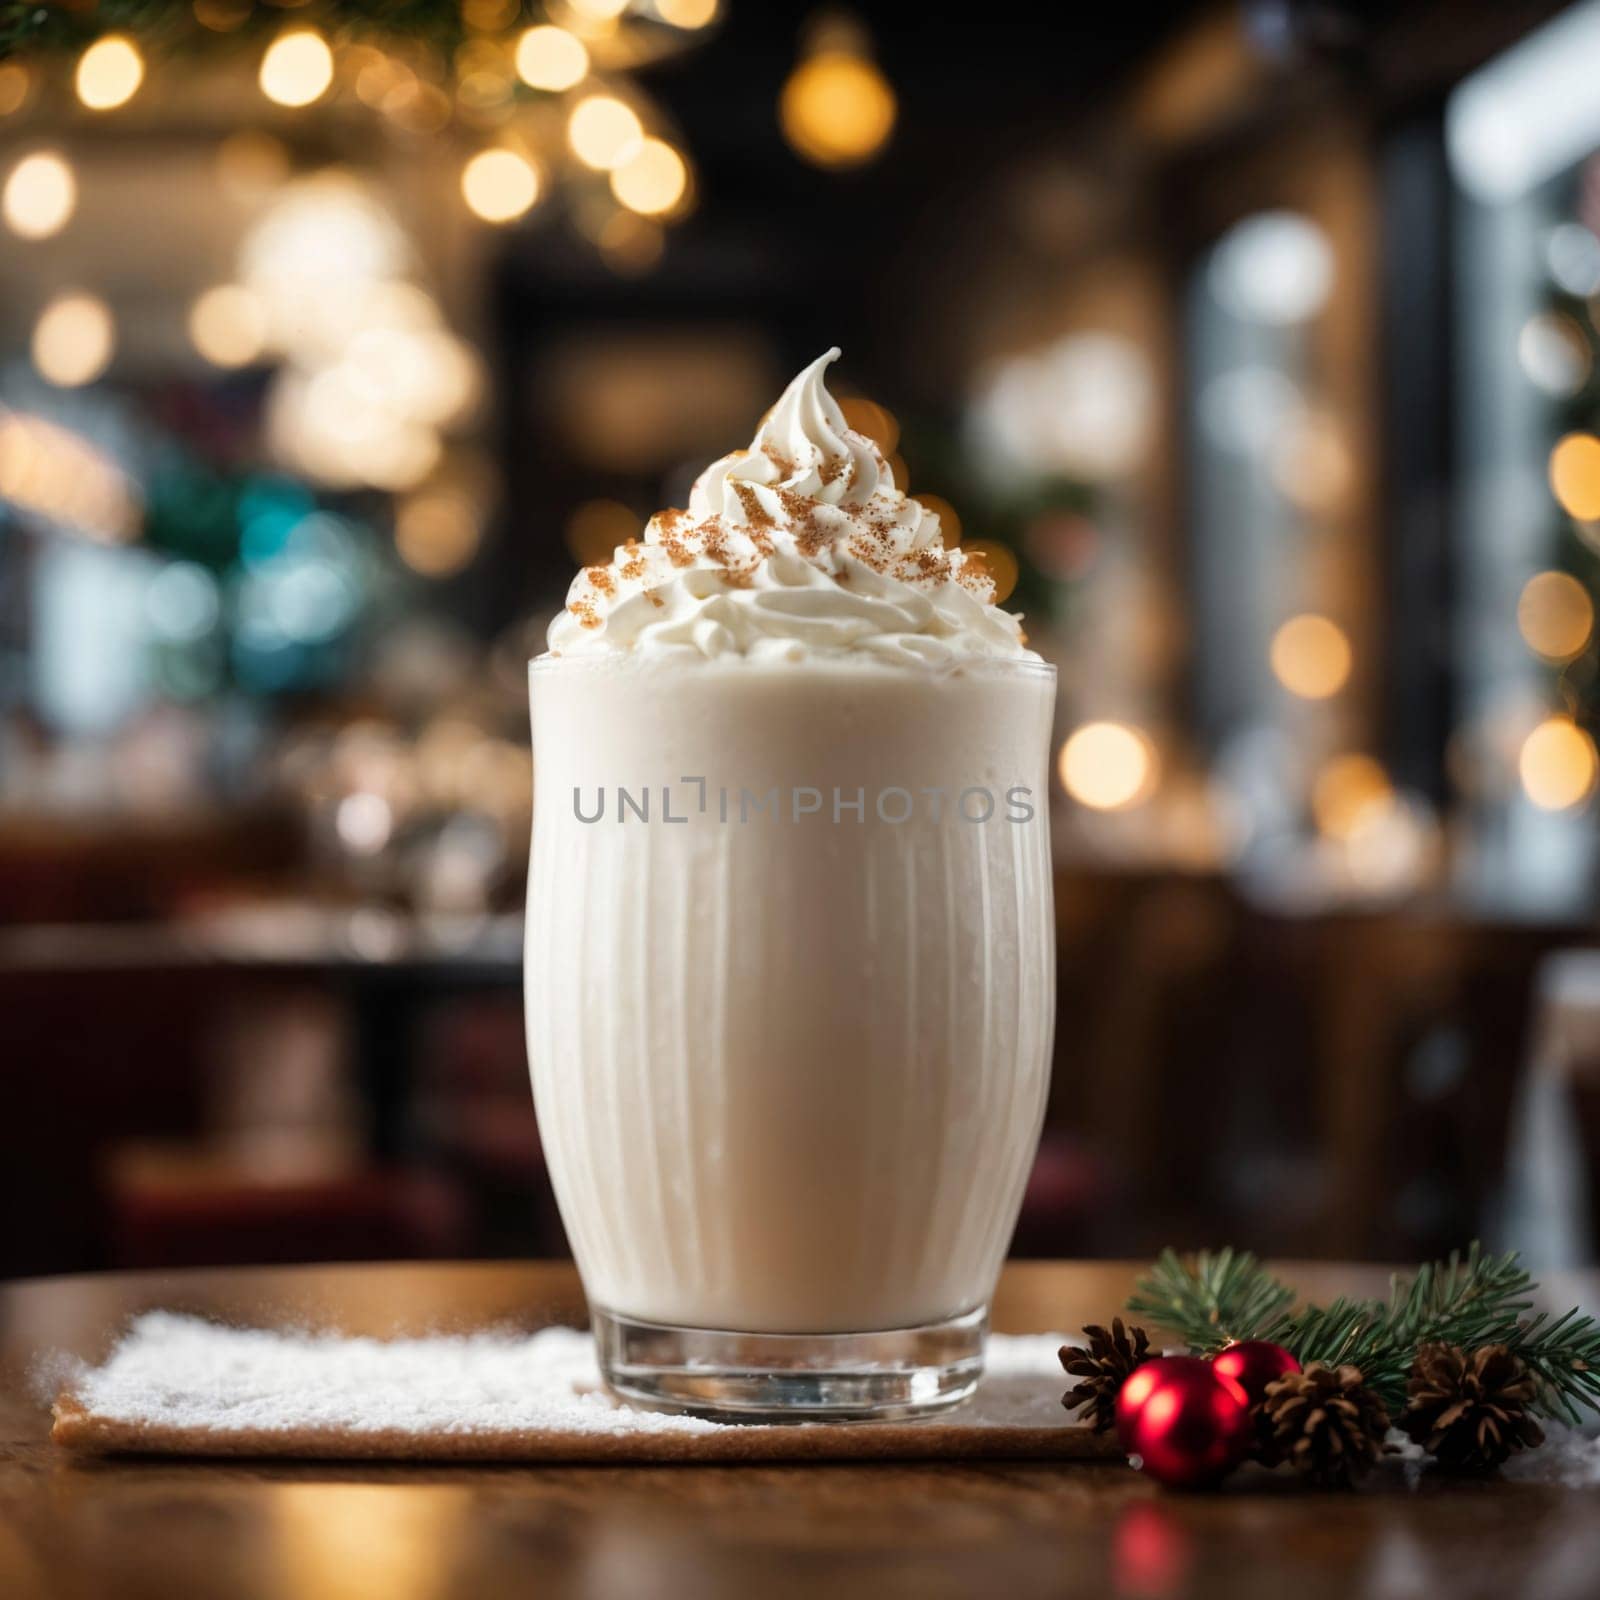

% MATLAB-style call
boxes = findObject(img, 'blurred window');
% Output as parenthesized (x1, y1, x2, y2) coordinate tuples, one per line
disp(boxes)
(1448, 0, 1600, 914)
(1189, 209, 1338, 746)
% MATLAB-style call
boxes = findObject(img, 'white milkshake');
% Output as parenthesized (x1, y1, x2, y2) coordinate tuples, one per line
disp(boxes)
(527, 351, 1055, 1418)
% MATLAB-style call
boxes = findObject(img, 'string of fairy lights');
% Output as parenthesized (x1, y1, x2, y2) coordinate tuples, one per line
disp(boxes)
(0, 3, 715, 246)
(0, 1, 899, 247)
(8, 8, 1581, 833)
(0, 1, 899, 440)
(0, 2, 900, 580)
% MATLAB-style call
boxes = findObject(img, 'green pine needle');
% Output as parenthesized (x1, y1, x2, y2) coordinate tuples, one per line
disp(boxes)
(1127, 1242, 1600, 1422)
(1126, 1247, 1295, 1352)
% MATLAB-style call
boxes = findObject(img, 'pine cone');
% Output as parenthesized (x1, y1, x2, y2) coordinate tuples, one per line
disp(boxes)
(1259, 1361, 1391, 1488)
(1400, 1343, 1545, 1474)
(1060, 1318, 1152, 1433)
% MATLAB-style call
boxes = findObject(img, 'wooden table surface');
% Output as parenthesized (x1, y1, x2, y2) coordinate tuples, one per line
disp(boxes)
(2, 1259, 1597, 1600)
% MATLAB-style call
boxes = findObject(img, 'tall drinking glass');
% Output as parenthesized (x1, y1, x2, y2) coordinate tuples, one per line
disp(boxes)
(526, 652, 1056, 1419)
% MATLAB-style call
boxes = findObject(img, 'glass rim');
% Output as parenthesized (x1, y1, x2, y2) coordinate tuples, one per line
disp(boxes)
(528, 652, 1056, 680)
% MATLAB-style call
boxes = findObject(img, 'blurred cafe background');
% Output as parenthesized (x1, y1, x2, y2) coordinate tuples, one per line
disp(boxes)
(6, 0, 1600, 1279)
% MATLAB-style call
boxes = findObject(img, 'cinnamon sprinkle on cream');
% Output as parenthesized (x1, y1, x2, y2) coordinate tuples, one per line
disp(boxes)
(542, 350, 1034, 660)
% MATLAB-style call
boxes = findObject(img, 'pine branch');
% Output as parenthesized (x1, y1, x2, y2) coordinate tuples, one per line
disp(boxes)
(1125, 1242, 1600, 1424)
(1126, 1247, 1295, 1352)
(1285, 1246, 1534, 1411)
(1507, 1306, 1600, 1425)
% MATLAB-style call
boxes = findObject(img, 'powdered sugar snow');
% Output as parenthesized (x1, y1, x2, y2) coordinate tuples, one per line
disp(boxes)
(73, 1313, 721, 1439)
(54, 1314, 1091, 1461)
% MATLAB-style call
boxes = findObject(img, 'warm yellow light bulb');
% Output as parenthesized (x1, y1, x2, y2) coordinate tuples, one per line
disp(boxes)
(259, 30, 334, 108)
(3, 151, 76, 240)
(568, 95, 643, 170)
(515, 25, 589, 90)
(461, 148, 540, 223)
(1270, 614, 1351, 700)
(32, 292, 115, 387)
(76, 36, 144, 111)
(1519, 716, 1598, 811)
(609, 138, 687, 216)
(780, 51, 896, 168)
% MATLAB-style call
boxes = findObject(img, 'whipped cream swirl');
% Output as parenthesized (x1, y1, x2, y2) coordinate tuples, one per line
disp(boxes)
(546, 349, 1035, 664)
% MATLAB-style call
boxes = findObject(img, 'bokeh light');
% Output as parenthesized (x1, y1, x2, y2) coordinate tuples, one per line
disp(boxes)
(958, 540, 1019, 605)
(1312, 754, 1392, 839)
(194, 0, 252, 30)
(1272, 416, 1353, 511)
(838, 396, 899, 454)
(259, 30, 334, 108)
(3, 151, 76, 240)
(1025, 511, 1099, 580)
(514, 26, 589, 90)
(32, 293, 115, 388)
(568, 95, 644, 170)
(336, 791, 394, 856)
(241, 173, 411, 364)
(1519, 716, 1598, 811)
(0, 407, 139, 541)
(657, 0, 719, 25)
(1548, 222, 1600, 296)
(566, 499, 640, 565)
(395, 490, 482, 578)
(146, 562, 221, 641)
(780, 51, 896, 168)
(970, 332, 1152, 483)
(1208, 211, 1334, 326)
(1270, 614, 1352, 700)
(597, 211, 665, 274)
(1519, 313, 1592, 397)
(1518, 571, 1595, 662)
(1059, 722, 1158, 811)
(1551, 433, 1600, 521)
(913, 493, 961, 545)
(461, 148, 540, 223)
(609, 138, 687, 216)
(189, 284, 269, 368)
(0, 61, 32, 117)
(75, 35, 144, 111)
(216, 130, 290, 199)
(461, 0, 519, 29)
(344, 326, 481, 427)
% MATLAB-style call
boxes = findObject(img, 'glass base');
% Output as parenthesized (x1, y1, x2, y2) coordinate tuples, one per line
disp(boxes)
(591, 1303, 987, 1423)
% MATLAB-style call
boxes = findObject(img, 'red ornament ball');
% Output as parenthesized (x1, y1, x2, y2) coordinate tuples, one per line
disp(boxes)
(1119, 1356, 1251, 1489)
(1211, 1340, 1301, 1406)
(1116, 1360, 1165, 1451)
